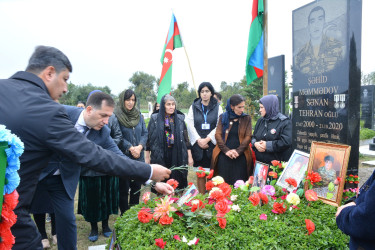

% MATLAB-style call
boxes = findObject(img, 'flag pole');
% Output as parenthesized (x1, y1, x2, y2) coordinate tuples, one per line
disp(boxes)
(172, 10, 198, 97)
(183, 46, 199, 97)
(263, 0, 268, 96)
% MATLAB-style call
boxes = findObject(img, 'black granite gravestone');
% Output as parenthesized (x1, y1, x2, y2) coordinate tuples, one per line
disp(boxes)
(360, 85, 374, 129)
(268, 55, 285, 114)
(292, 0, 362, 175)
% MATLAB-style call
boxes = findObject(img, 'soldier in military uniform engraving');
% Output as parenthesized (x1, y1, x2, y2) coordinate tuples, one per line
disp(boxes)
(295, 6, 344, 75)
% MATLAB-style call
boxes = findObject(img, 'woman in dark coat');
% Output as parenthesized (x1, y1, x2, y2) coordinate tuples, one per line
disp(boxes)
(251, 95, 292, 164)
(186, 82, 223, 193)
(211, 94, 253, 185)
(145, 94, 193, 190)
(114, 89, 148, 214)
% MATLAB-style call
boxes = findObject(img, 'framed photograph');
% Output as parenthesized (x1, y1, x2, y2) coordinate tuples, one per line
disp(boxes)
(176, 184, 199, 207)
(305, 141, 351, 206)
(252, 161, 269, 190)
(276, 150, 310, 192)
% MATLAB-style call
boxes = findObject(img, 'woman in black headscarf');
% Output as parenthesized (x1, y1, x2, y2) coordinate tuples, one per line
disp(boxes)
(211, 94, 253, 185)
(145, 94, 193, 190)
(251, 95, 292, 164)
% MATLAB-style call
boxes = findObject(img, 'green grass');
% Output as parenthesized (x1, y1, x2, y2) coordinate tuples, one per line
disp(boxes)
(39, 170, 198, 249)
(360, 128, 375, 140)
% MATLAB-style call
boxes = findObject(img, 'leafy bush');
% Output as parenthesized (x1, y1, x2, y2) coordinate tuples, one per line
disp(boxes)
(113, 186, 349, 249)
(360, 128, 375, 140)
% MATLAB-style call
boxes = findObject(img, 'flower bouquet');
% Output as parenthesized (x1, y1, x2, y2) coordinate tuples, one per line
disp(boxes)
(112, 171, 349, 249)
(0, 125, 23, 249)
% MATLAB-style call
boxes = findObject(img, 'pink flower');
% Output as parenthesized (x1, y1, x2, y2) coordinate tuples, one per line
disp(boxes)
(234, 180, 245, 189)
(259, 214, 267, 220)
(261, 185, 275, 196)
(155, 238, 167, 249)
(173, 235, 181, 241)
(142, 192, 151, 204)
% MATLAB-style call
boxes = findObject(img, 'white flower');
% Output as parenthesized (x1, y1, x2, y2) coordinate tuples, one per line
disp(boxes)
(209, 187, 222, 197)
(275, 216, 278, 220)
(286, 193, 300, 206)
(232, 204, 241, 212)
(191, 199, 200, 206)
(212, 176, 224, 185)
(182, 236, 187, 243)
(187, 237, 198, 246)
(230, 195, 238, 201)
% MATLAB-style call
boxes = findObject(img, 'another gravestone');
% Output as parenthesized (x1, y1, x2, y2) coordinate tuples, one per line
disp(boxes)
(360, 85, 375, 129)
(268, 55, 285, 114)
(292, 0, 362, 175)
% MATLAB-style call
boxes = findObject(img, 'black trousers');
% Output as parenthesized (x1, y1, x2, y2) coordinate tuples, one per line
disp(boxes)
(119, 178, 142, 214)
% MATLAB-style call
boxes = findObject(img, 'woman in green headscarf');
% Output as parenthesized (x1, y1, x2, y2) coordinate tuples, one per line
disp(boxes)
(114, 89, 148, 214)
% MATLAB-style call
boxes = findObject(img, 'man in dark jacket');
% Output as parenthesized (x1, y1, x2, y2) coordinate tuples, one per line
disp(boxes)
(0, 45, 171, 249)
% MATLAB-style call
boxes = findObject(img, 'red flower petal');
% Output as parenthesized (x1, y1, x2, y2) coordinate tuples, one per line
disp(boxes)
(305, 219, 315, 235)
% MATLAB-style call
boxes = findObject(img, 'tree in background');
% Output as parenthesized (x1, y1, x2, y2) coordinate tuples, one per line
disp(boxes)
(362, 71, 375, 85)
(242, 76, 263, 121)
(129, 71, 157, 109)
(59, 82, 113, 105)
(171, 81, 197, 110)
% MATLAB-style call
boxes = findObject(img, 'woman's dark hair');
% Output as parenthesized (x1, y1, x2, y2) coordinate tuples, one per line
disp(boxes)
(198, 82, 215, 98)
(229, 94, 245, 107)
(124, 89, 137, 104)
(153, 102, 159, 112)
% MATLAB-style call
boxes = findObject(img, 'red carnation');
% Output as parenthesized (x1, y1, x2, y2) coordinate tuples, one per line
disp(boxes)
(268, 171, 278, 179)
(272, 202, 287, 214)
(155, 238, 167, 249)
(0, 223, 15, 249)
(210, 190, 225, 201)
(207, 169, 214, 179)
(206, 180, 214, 191)
(137, 207, 153, 223)
(215, 199, 230, 215)
(1, 206, 17, 228)
(305, 171, 322, 186)
(248, 176, 254, 185)
(159, 215, 174, 225)
(259, 192, 269, 205)
(166, 179, 179, 189)
(271, 160, 280, 166)
(305, 190, 318, 201)
(191, 200, 205, 212)
(305, 219, 315, 235)
(249, 192, 260, 206)
(196, 167, 206, 178)
(3, 190, 19, 211)
(216, 216, 227, 229)
(285, 177, 298, 187)
(218, 183, 232, 197)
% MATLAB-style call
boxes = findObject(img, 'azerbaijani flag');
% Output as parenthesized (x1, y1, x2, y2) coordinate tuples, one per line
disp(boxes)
(157, 14, 183, 103)
(246, 0, 264, 85)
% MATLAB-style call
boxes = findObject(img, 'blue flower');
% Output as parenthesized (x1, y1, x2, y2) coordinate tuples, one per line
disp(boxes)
(4, 171, 20, 195)
(6, 157, 20, 173)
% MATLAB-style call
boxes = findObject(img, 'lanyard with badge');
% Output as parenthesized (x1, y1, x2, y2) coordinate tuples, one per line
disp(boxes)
(201, 104, 210, 130)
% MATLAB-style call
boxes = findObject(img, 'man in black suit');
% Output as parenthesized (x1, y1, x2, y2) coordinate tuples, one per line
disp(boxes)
(0, 46, 172, 250)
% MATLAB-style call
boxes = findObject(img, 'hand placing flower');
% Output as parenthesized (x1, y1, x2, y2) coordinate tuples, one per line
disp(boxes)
(166, 179, 179, 189)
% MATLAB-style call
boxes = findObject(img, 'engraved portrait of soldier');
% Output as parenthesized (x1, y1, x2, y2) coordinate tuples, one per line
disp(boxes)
(293, 1, 347, 76)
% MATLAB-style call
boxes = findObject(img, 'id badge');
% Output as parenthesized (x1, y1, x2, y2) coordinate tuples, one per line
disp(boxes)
(202, 123, 210, 130)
